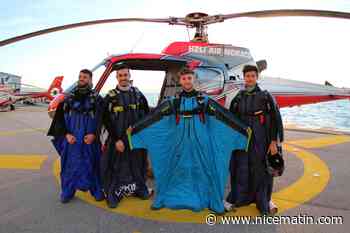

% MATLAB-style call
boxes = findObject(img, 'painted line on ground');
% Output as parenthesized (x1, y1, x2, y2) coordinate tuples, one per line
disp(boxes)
(0, 155, 48, 170)
(272, 144, 330, 209)
(52, 144, 330, 223)
(287, 135, 350, 148)
(0, 128, 46, 137)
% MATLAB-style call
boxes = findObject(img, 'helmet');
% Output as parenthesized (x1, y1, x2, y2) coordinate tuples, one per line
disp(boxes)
(267, 151, 285, 177)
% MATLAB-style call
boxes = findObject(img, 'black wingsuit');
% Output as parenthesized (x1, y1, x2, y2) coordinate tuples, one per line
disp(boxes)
(101, 86, 149, 208)
(226, 85, 284, 214)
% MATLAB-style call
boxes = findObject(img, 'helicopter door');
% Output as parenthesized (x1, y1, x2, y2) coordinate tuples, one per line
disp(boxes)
(158, 66, 183, 103)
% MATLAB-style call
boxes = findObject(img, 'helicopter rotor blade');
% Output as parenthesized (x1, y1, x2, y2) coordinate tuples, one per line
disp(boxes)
(1, 9, 349, 47)
(217, 9, 350, 23)
(0, 17, 185, 47)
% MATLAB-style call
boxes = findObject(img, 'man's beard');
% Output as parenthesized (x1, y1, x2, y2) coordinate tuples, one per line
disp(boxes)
(78, 81, 90, 88)
(119, 80, 129, 87)
(74, 82, 92, 97)
(117, 80, 131, 91)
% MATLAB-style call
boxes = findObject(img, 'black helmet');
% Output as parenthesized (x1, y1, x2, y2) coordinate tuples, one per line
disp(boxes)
(267, 151, 285, 177)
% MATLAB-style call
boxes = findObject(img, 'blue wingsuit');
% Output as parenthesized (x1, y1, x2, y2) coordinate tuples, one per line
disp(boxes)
(128, 90, 251, 214)
(48, 87, 104, 202)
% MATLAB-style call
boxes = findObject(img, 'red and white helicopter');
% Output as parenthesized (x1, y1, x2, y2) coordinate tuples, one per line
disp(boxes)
(1, 10, 349, 116)
(0, 76, 64, 111)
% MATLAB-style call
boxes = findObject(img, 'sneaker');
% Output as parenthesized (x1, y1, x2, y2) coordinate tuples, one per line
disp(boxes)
(60, 195, 73, 204)
(94, 194, 105, 202)
(106, 193, 119, 209)
(269, 201, 278, 215)
(150, 204, 163, 211)
(223, 200, 235, 212)
(134, 186, 151, 200)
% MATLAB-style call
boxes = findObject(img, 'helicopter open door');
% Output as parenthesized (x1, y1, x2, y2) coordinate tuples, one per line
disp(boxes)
(95, 55, 189, 104)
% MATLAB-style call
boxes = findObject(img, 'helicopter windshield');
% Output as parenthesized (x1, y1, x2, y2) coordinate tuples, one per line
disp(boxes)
(194, 67, 224, 92)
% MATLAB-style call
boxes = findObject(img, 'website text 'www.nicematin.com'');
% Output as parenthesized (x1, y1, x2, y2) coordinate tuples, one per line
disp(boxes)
(205, 213, 344, 226)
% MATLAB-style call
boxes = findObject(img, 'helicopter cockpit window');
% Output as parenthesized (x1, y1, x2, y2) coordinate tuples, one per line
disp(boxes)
(64, 62, 107, 93)
(194, 67, 224, 93)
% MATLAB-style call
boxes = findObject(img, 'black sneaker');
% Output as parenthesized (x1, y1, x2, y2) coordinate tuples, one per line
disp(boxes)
(150, 204, 163, 211)
(94, 194, 105, 202)
(106, 193, 119, 208)
(60, 195, 73, 204)
(134, 187, 151, 200)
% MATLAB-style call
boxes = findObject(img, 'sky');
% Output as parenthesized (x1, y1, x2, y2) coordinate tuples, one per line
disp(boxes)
(1, 0, 350, 93)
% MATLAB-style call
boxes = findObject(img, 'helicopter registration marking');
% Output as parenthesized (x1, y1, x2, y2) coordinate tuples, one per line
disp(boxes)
(188, 45, 251, 57)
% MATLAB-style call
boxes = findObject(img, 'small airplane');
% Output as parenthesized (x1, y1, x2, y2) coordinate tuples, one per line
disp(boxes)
(0, 76, 64, 111)
(1, 9, 350, 116)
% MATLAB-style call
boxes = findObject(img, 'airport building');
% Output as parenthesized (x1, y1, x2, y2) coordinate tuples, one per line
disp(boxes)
(0, 72, 21, 91)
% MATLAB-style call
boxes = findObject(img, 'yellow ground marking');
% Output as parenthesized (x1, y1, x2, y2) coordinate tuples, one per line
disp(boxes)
(287, 135, 350, 148)
(272, 144, 330, 210)
(0, 155, 47, 170)
(52, 144, 330, 223)
(0, 128, 46, 136)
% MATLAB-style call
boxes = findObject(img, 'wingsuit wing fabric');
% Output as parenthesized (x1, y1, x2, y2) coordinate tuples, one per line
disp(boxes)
(129, 95, 250, 213)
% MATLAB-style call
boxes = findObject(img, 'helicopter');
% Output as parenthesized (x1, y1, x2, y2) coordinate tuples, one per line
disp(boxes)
(0, 76, 64, 111)
(1, 9, 350, 117)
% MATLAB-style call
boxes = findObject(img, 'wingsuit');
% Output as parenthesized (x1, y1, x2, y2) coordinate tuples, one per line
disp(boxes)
(128, 90, 251, 214)
(47, 86, 104, 202)
(226, 85, 284, 215)
(101, 86, 150, 208)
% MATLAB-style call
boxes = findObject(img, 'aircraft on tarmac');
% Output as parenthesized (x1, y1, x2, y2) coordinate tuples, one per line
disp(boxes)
(0, 92, 16, 111)
(0, 76, 64, 111)
(1, 9, 350, 116)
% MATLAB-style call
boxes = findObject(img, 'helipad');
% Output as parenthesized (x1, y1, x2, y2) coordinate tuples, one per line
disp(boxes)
(0, 106, 349, 233)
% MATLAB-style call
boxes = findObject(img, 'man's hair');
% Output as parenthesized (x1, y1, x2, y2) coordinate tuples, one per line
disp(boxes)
(115, 64, 130, 72)
(178, 67, 195, 78)
(242, 65, 259, 76)
(80, 69, 92, 78)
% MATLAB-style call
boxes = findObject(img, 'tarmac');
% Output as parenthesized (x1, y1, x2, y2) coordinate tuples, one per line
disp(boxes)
(0, 104, 350, 233)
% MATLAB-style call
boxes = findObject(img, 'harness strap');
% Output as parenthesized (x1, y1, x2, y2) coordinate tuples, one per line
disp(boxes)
(63, 91, 97, 117)
(174, 91, 206, 124)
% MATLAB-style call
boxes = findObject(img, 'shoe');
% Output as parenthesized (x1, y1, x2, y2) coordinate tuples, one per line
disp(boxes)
(269, 201, 278, 215)
(223, 200, 236, 212)
(106, 193, 119, 208)
(94, 194, 105, 202)
(60, 195, 73, 204)
(134, 186, 151, 200)
(150, 204, 163, 211)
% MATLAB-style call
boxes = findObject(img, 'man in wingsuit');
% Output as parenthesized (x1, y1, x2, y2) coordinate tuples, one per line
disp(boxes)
(128, 67, 251, 214)
(48, 69, 104, 203)
(226, 65, 284, 215)
(101, 64, 150, 208)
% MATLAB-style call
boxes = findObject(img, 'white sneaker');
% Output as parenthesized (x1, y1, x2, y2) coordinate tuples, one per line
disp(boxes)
(223, 200, 234, 212)
(269, 201, 278, 215)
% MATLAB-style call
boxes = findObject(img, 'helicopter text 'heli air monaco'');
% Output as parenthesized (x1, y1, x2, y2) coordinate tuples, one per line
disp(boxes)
(1, 10, 350, 116)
